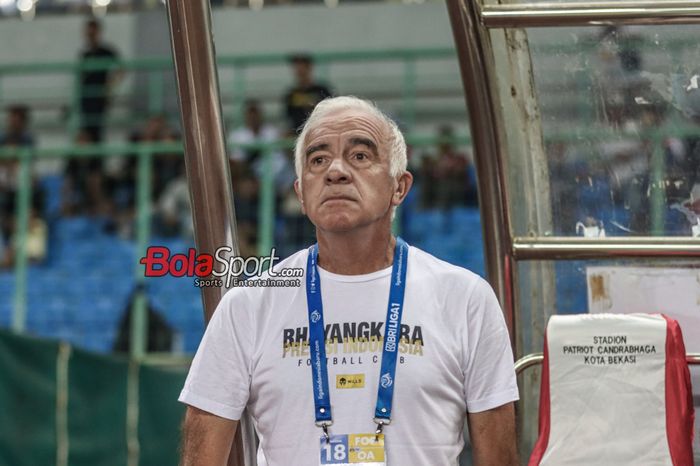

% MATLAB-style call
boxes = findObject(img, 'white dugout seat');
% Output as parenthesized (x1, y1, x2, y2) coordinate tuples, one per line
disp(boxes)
(529, 313, 695, 466)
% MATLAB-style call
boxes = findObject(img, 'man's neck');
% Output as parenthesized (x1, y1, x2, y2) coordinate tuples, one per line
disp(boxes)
(316, 229, 395, 275)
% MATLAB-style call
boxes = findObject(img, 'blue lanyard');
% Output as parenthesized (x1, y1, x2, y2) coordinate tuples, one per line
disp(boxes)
(305, 237, 409, 433)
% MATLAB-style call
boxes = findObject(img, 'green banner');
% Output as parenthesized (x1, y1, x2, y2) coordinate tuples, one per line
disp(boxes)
(0, 330, 187, 466)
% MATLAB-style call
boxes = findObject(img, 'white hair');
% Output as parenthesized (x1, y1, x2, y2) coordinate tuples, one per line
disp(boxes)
(294, 96, 407, 184)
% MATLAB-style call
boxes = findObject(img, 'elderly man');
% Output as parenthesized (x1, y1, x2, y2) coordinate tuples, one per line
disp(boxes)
(179, 96, 519, 465)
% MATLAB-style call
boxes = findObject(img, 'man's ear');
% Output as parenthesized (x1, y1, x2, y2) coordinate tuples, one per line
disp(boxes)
(391, 171, 414, 207)
(294, 179, 306, 215)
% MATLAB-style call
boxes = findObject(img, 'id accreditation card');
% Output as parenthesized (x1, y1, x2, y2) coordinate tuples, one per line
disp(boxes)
(319, 433, 386, 465)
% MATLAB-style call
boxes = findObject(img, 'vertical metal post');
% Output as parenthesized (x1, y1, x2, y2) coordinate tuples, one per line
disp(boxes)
(257, 148, 275, 257)
(165, 1, 254, 465)
(130, 146, 152, 360)
(11, 149, 32, 333)
(445, 0, 515, 333)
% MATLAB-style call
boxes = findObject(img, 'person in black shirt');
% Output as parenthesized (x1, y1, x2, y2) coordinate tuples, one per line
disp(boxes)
(280, 55, 333, 252)
(79, 19, 122, 143)
(283, 54, 332, 134)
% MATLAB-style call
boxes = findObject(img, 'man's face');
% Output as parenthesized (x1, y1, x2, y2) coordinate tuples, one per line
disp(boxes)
(295, 108, 408, 234)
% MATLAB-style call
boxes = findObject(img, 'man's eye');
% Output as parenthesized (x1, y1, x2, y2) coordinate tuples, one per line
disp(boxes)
(311, 156, 324, 165)
(354, 152, 367, 160)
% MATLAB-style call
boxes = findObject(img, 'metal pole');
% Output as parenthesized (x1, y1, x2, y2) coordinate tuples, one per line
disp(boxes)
(480, 1, 700, 28)
(130, 146, 152, 360)
(257, 148, 275, 257)
(11, 148, 32, 333)
(511, 237, 700, 260)
(164, 1, 254, 465)
(445, 0, 515, 336)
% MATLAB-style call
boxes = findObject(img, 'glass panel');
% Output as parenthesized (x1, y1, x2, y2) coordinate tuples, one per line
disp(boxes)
(503, 25, 700, 237)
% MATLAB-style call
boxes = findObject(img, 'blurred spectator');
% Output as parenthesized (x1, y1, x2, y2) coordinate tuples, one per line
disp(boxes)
(0, 106, 34, 234)
(593, 26, 646, 129)
(133, 113, 172, 143)
(229, 99, 294, 192)
(103, 115, 179, 238)
(130, 115, 182, 199)
(78, 18, 122, 143)
(0, 105, 34, 147)
(0, 105, 46, 268)
(283, 54, 332, 134)
(154, 159, 192, 238)
(1, 198, 48, 268)
(61, 130, 106, 216)
(113, 291, 174, 353)
(420, 125, 477, 208)
(232, 162, 259, 251)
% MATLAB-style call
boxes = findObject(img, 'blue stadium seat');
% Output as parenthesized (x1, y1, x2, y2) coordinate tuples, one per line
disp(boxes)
(38, 174, 64, 219)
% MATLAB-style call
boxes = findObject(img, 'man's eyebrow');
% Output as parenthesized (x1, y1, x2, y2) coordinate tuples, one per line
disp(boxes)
(305, 143, 329, 158)
(348, 137, 377, 152)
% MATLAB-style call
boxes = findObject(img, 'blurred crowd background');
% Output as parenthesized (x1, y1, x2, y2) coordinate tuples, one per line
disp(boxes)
(0, 5, 699, 358)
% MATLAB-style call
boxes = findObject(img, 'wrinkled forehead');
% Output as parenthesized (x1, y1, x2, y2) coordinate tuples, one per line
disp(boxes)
(303, 108, 389, 148)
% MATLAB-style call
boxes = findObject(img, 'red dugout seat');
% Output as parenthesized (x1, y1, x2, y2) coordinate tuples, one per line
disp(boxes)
(529, 313, 695, 466)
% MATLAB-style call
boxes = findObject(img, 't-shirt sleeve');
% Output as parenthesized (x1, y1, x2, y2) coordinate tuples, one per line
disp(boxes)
(178, 290, 254, 420)
(462, 277, 519, 413)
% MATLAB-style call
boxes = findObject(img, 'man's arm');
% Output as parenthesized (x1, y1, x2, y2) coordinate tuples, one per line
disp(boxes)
(180, 406, 239, 466)
(467, 402, 518, 466)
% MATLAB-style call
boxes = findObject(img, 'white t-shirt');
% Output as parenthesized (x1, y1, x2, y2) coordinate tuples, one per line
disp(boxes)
(179, 246, 518, 466)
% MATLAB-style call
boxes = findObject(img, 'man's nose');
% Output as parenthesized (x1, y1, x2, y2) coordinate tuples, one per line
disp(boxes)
(325, 157, 351, 184)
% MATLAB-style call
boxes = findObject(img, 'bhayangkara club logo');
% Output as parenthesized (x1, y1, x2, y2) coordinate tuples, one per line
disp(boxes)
(380, 373, 393, 389)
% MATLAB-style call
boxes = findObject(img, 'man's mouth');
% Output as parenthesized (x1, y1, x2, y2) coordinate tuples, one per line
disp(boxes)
(323, 196, 356, 203)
